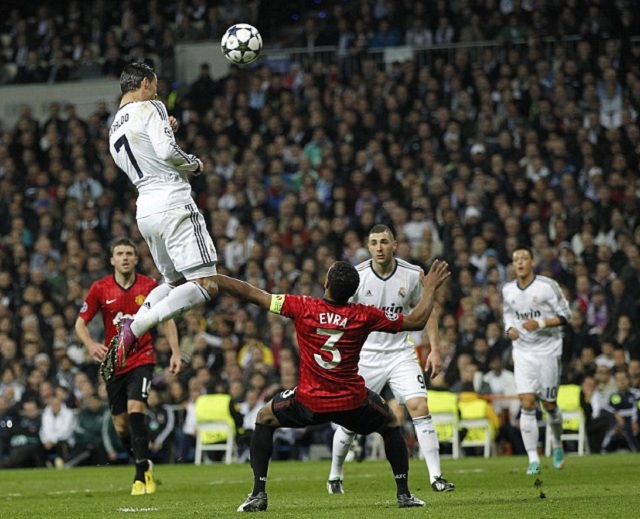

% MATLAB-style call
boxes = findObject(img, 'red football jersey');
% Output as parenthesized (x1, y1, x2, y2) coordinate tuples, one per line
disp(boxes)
(275, 294, 404, 413)
(79, 274, 158, 375)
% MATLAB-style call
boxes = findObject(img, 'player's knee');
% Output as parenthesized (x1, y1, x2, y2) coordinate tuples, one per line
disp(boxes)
(519, 395, 536, 410)
(406, 397, 428, 417)
(381, 411, 399, 432)
(255, 403, 278, 427)
(201, 276, 218, 299)
(113, 422, 129, 436)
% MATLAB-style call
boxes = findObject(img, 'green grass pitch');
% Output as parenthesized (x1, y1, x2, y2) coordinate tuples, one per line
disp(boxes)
(1, 453, 639, 518)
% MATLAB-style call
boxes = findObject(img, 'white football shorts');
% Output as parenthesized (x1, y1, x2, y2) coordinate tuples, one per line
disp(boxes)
(358, 348, 427, 405)
(137, 203, 217, 283)
(512, 348, 561, 401)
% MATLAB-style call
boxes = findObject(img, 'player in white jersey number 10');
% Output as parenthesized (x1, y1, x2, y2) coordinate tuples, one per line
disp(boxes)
(502, 245, 572, 475)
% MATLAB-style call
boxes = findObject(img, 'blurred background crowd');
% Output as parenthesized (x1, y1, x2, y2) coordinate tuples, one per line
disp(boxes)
(1, 0, 640, 468)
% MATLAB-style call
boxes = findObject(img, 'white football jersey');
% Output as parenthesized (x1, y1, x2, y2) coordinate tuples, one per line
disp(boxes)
(502, 275, 571, 356)
(352, 258, 423, 359)
(108, 100, 200, 218)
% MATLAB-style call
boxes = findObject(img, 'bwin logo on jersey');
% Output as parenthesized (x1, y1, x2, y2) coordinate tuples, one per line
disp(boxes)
(515, 309, 542, 320)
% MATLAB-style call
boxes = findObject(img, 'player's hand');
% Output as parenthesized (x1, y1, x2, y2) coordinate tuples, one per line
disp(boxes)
(169, 352, 183, 375)
(193, 158, 204, 175)
(507, 327, 519, 340)
(87, 341, 108, 362)
(425, 350, 442, 379)
(169, 116, 179, 133)
(522, 319, 540, 332)
(422, 260, 451, 291)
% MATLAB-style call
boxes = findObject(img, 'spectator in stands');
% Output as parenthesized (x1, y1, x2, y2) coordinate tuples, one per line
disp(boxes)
(0, 398, 44, 468)
(0, 394, 18, 462)
(65, 393, 123, 467)
(146, 388, 176, 464)
(39, 393, 76, 467)
(600, 370, 639, 453)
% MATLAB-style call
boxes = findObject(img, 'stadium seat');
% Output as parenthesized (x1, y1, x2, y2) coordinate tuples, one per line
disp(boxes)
(458, 394, 497, 458)
(194, 421, 236, 465)
(193, 394, 237, 465)
(427, 390, 460, 459)
(544, 384, 587, 456)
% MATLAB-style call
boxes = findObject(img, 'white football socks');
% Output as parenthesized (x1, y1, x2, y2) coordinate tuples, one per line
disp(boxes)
(131, 281, 211, 337)
(328, 427, 355, 481)
(413, 415, 441, 483)
(136, 283, 173, 319)
(520, 408, 540, 463)
(546, 406, 564, 449)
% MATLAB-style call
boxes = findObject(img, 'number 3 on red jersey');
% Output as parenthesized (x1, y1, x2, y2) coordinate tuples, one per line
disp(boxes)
(314, 328, 344, 369)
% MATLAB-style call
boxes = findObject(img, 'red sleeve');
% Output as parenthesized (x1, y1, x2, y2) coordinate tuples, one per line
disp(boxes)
(279, 294, 305, 320)
(78, 283, 101, 323)
(365, 305, 404, 333)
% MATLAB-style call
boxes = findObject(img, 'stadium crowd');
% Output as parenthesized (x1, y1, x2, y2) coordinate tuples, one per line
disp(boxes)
(2, 0, 640, 467)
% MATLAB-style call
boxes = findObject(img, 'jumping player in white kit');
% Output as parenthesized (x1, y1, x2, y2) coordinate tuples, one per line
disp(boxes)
(502, 245, 571, 475)
(327, 224, 455, 493)
(108, 62, 218, 366)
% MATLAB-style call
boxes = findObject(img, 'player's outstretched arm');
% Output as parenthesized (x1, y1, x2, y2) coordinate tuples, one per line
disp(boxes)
(401, 260, 450, 331)
(214, 275, 272, 310)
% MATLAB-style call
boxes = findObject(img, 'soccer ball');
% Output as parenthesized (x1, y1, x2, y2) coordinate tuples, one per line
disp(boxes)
(221, 24, 263, 65)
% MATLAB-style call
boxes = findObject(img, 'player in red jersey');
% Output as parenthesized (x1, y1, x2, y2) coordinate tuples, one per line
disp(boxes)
(75, 238, 181, 496)
(214, 259, 450, 512)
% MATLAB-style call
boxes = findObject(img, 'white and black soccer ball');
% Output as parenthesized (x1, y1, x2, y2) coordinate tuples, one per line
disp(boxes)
(221, 24, 263, 65)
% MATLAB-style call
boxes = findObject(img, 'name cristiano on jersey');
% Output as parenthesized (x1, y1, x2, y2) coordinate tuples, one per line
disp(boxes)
(109, 113, 130, 136)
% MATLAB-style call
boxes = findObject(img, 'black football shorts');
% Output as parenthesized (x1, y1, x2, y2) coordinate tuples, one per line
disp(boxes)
(271, 387, 392, 435)
(106, 364, 154, 415)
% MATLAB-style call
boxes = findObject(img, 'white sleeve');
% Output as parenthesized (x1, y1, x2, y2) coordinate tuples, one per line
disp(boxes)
(39, 411, 54, 443)
(183, 402, 197, 435)
(145, 100, 200, 172)
(549, 280, 572, 323)
(502, 286, 516, 332)
(61, 408, 78, 442)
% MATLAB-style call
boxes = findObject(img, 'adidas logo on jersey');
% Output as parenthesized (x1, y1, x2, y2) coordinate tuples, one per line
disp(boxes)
(365, 290, 373, 297)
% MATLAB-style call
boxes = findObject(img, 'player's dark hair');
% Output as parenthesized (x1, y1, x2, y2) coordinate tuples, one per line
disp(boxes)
(368, 224, 395, 240)
(327, 261, 360, 303)
(513, 244, 533, 258)
(110, 237, 138, 256)
(120, 62, 156, 94)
